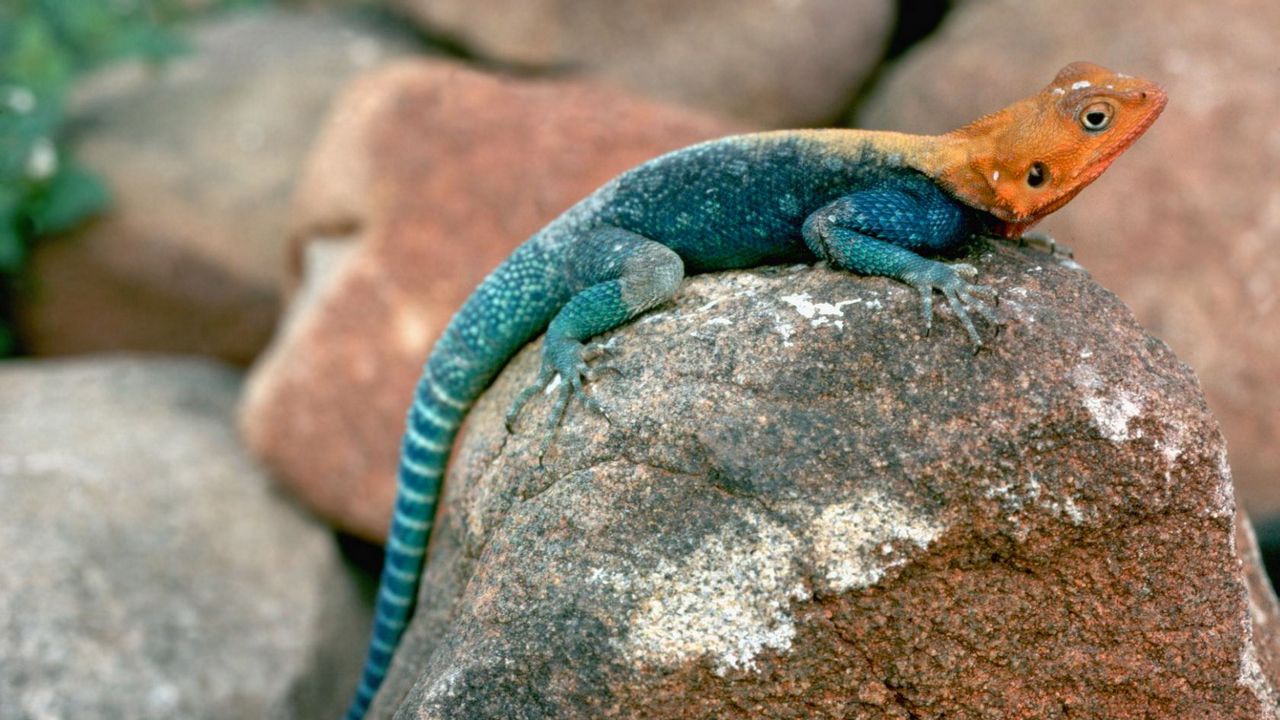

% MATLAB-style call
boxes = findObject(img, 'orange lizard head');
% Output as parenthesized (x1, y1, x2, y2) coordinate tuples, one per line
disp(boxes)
(934, 62, 1166, 238)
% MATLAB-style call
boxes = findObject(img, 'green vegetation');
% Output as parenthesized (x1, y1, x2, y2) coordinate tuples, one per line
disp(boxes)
(0, 0, 258, 354)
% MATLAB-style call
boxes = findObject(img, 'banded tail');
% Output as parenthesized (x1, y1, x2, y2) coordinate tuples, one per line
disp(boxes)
(342, 361, 464, 720)
(343, 242, 568, 719)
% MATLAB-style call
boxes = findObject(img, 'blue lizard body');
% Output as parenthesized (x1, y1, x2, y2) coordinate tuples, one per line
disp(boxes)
(344, 61, 1167, 718)
(343, 131, 987, 719)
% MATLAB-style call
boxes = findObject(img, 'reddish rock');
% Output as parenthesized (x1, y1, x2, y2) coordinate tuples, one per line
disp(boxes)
(1240, 514, 1280, 692)
(369, 243, 1280, 718)
(857, 0, 1280, 520)
(17, 10, 415, 365)
(388, 0, 894, 127)
(240, 60, 742, 540)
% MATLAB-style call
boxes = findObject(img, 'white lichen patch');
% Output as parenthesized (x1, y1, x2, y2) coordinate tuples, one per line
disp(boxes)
(619, 511, 803, 675)
(422, 664, 465, 705)
(779, 293, 858, 330)
(1082, 390, 1141, 442)
(986, 473, 1092, 528)
(773, 319, 796, 346)
(1155, 418, 1187, 466)
(616, 489, 947, 676)
(805, 489, 943, 593)
(1060, 496, 1086, 525)
(1072, 365, 1143, 442)
(1209, 447, 1237, 520)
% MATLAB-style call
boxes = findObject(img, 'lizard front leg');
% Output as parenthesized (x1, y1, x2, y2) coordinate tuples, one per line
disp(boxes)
(506, 226, 685, 435)
(803, 189, 999, 346)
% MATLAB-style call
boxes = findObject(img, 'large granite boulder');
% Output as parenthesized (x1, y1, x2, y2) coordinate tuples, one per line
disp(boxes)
(857, 0, 1280, 523)
(240, 59, 741, 541)
(0, 357, 367, 719)
(368, 243, 1280, 718)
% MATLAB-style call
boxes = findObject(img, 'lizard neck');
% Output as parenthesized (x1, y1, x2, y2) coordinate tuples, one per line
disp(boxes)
(903, 130, 1038, 238)
(797, 128, 1025, 236)
(909, 133, 1002, 218)
(829, 129, 1009, 231)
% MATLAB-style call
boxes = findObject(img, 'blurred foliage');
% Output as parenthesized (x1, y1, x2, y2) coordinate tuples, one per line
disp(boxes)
(0, 0, 261, 355)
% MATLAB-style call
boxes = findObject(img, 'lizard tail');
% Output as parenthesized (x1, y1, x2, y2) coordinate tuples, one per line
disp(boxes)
(342, 360, 465, 720)
(343, 241, 569, 719)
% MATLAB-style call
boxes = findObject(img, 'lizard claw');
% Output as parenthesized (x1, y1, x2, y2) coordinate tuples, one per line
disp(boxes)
(506, 365, 553, 433)
(507, 338, 618, 440)
(903, 260, 1000, 348)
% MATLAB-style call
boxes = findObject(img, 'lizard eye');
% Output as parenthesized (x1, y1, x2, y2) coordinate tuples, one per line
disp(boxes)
(1079, 101, 1114, 132)
(1026, 162, 1049, 188)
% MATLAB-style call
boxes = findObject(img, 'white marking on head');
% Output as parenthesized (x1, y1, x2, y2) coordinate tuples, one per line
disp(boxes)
(1052, 87, 1066, 95)
(1071, 80, 1092, 90)
(991, 170, 1000, 182)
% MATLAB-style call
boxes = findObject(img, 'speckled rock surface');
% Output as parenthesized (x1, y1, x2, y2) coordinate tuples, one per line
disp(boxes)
(17, 10, 416, 365)
(0, 358, 367, 719)
(368, 242, 1280, 718)
(858, 0, 1280, 523)
(240, 59, 740, 541)
(389, 0, 892, 126)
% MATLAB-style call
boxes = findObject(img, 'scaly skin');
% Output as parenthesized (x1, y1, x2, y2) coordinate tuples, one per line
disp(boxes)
(344, 62, 1166, 719)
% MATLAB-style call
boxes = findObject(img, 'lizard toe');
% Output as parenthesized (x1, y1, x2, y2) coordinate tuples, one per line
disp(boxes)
(904, 260, 1000, 347)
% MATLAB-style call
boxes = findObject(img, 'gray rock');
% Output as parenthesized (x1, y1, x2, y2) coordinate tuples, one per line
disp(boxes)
(0, 357, 368, 720)
(371, 243, 1280, 718)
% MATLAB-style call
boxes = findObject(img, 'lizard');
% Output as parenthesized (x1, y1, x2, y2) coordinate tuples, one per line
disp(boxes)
(343, 61, 1165, 719)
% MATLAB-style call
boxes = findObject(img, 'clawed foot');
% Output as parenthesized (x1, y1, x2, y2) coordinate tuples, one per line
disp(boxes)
(1019, 231, 1074, 259)
(505, 339, 619, 446)
(901, 261, 1001, 349)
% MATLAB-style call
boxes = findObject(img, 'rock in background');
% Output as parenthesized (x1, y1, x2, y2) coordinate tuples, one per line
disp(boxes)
(240, 59, 742, 541)
(371, 243, 1280, 719)
(0, 358, 368, 719)
(389, 0, 894, 126)
(16, 9, 417, 366)
(858, 0, 1280, 522)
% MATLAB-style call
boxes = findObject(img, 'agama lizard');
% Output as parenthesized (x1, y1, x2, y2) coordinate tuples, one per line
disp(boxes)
(344, 62, 1165, 719)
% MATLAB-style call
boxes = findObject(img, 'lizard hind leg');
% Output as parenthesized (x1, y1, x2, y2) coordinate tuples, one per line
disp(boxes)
(505, 227, 685, 440)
